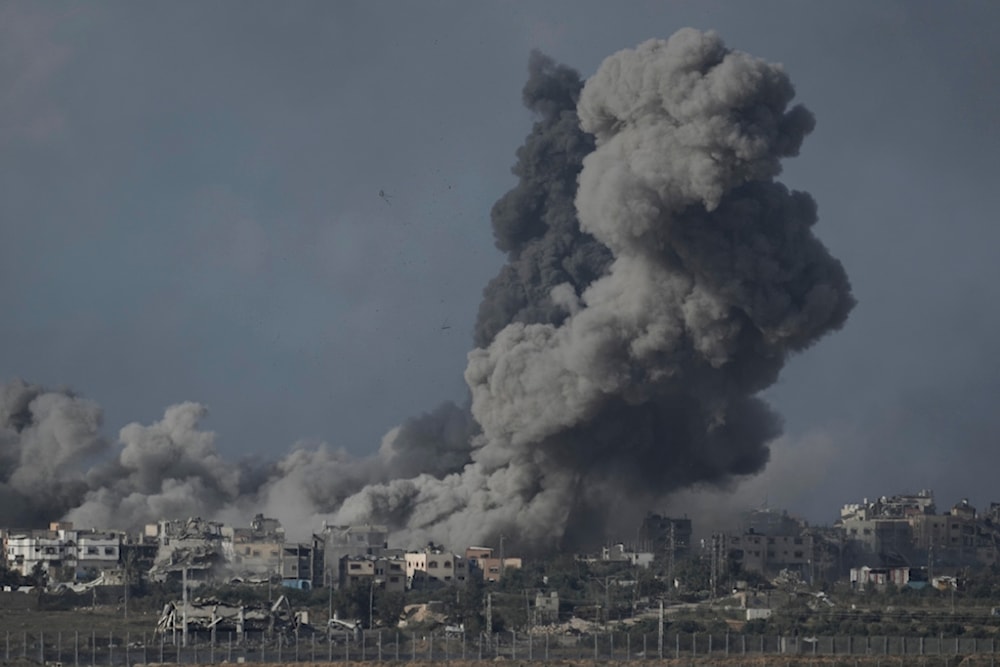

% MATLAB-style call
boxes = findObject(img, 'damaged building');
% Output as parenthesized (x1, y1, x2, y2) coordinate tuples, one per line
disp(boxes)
(156, 595, 302, 639)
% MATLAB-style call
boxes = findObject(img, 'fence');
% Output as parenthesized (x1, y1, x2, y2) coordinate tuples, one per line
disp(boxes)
(2, 629, 999, 665)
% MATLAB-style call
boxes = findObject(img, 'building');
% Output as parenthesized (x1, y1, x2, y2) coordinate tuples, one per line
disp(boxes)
(147, 517, 226, 583)
(322, 524, 389, 589)
(3, 523, 122, 580)
(341, 554, 406, 594)
(534, 591, 559, 624)
(601, 543, 655, 569)
(727, 531, 815, 579)
(465, 546, 522, 583)
(405, 546, 469, 588)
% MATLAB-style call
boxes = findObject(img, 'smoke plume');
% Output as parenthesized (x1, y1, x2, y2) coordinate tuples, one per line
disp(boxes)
(1, 29, 852, 552)
(333, 29, 853, 550)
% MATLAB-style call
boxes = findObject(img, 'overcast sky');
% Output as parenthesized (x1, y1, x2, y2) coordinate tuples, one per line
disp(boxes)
(3, 1, 999, 526)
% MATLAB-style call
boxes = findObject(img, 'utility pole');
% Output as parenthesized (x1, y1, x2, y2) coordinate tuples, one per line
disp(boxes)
(667, 521, 675, 595)
(657, 600, 664, 658)
(499, 535, 505, 579)
(181, 567, 188, 648)
(485, 592, 492, 639)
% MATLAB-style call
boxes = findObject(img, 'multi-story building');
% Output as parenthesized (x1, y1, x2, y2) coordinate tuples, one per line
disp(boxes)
(3, 522, 121, 580)
(465, 546, 522, 583)
(405, 546, 469, 588)
(341, 554, 406, 593)
(727, 531, 815, 578)
(322, 524, 389, 589)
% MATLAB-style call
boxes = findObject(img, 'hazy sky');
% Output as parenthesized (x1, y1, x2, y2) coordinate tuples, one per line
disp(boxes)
(3, 1, 999, 525)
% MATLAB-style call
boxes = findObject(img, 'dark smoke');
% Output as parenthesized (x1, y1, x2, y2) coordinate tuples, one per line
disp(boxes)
(1, 30, 853, 553)
(475, 51, 612, 347)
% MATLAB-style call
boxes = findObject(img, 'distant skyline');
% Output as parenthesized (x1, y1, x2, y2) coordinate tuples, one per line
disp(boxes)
(3, 2, 1000, 529)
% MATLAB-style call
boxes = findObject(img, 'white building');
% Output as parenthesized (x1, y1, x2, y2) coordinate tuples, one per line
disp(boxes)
(4, 523, 121, 579)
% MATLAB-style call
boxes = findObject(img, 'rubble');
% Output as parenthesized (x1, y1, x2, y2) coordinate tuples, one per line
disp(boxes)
(155, 594, 301, 638)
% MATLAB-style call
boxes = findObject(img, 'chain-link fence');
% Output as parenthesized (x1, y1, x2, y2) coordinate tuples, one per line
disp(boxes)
(2, 629, 999, 665)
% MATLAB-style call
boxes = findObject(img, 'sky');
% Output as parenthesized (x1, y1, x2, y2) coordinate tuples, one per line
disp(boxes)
(3, 1, 1000, 530)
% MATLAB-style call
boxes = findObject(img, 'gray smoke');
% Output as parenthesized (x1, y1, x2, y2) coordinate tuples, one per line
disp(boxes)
(1, 30, 853, 552)
(0, 380, 106, 527)
(334, 29, 853, 551)
(475, 51, 612, 346)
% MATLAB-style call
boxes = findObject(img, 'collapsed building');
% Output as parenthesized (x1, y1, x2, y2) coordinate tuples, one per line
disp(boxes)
(156, 595, 301, 639)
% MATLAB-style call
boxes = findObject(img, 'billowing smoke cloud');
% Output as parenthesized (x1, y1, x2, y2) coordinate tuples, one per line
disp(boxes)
(474, 50, 612, 346)
(1, 29, 853, 552)
(332, 29, 853, 550)
(0, 380, 105, 526)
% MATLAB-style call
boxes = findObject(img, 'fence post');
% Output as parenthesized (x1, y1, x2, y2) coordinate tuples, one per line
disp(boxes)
(675, 633, 679, 660)
(40, 630, 45, 664)
(594, 632, 598, 660)
(92, 630, 96, 666)
(693, 632, 697, 658)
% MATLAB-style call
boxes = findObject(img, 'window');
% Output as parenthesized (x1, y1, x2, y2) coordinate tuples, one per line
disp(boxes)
(87, 547, 98, 555)
(443, 561, 451, 568)
(428, 561, 438, 568)
(794, 551, 804, 558)
(104, 547, 115, 555)
(350, 563, 362, 571)
(793, 538, 803, 545)
(390, 576, 399, 583)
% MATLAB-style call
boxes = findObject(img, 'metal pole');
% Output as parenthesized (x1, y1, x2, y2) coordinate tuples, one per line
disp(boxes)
(40, 630, 44, 664)
(658, 600, 664, 658)
(92, 630, 96, 667)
